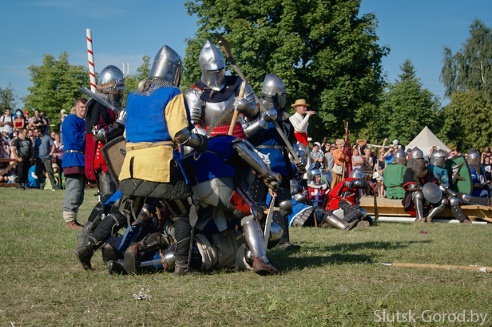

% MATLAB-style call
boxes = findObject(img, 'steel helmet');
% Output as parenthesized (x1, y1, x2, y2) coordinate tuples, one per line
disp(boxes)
(148, 45, 182, 86)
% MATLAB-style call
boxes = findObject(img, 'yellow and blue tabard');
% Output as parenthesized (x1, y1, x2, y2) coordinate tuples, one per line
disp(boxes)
(119, 86, 191, 183)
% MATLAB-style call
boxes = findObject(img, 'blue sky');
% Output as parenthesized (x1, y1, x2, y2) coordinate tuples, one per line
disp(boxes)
(1, 0, 491, 108)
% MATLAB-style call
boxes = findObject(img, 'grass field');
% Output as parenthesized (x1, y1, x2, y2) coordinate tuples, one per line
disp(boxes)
(0, 187, 491, 326)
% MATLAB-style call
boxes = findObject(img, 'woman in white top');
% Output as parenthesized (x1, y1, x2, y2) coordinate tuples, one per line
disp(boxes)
(351, 147, 364, 170)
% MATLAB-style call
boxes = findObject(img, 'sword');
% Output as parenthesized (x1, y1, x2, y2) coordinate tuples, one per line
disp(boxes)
(80, 87, 120, 114)
(215, 33, 305, 170)
(263, 192, 276, 249)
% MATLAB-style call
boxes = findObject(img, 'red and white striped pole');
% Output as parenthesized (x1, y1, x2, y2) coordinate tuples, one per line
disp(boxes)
(86, 28, 96, 93)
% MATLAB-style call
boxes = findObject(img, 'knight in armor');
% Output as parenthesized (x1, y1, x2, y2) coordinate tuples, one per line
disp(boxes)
(105, 135, 283, 275)
(84, 65, 126, 197)
(76, 45, 209, 275)
(245, 73, 299, 250)
(383, 147, 407, 199)
(185, 40, 258, 138)
(428, 149, 471, 223)
(307, 168, 329, 208)
(75, 65, 128, 266)
(402, 147, 440, 222)
(320, 168, 371, 230)
(467, 149, 491, 198)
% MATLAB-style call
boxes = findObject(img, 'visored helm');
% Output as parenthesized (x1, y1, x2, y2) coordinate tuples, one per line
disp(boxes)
(467, 149, 480, 170)
(409, 147, 424, 160)
(261, 73, 286, 108)
(429, 149, 448, 168)
(199, 40, 226, 91)
(97, 65, 124, 95)
(149, 45, 182, 86)
(394, 148, 407, 165)
(349, 168, 365, 179)
(410, 147, 426, 178)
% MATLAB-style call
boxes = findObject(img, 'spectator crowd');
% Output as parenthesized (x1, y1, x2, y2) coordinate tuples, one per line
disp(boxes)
(304, 136, 492, 202)
(2, 104, 491, 202)
(0, 107, 67, 189)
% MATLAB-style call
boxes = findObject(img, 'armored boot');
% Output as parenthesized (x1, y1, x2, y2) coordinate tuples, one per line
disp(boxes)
(322, 212, 358, 230)
(101, 243, 118, 263)
(76, 213, 103, 250)
(107, 260, 127, 275)
(338, 201, 365, 225)
(74, 237, 98, 270)
(242, 215, 280, 275)
(123, 232, 169, 275)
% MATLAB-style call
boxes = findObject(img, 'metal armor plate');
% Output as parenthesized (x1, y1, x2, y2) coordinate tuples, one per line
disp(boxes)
(202, 95, 235, 127)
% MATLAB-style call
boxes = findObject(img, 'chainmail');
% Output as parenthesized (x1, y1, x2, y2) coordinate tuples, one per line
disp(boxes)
(137, 78, 174, 96)
(96, 90, 122, 109)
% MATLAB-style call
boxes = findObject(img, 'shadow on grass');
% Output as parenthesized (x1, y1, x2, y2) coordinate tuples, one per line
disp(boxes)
(269, 240, 432, 272)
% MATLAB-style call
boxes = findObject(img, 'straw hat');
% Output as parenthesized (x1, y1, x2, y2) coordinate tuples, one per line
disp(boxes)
(290, 99, 310, 108)
(335, 139, 345, 145)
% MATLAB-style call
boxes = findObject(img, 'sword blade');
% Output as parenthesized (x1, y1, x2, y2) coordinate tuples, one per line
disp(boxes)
(263, 192, 276, 249)
(80, 87, 120, 114)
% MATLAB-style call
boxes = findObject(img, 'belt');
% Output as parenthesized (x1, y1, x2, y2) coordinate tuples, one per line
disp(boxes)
(65, 150, 84, 154)
(126, 140, 174, 151)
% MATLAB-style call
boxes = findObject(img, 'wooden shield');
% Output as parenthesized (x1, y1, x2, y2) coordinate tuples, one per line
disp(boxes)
(445, 155, 472, 194)
(101, 136, 126, 185)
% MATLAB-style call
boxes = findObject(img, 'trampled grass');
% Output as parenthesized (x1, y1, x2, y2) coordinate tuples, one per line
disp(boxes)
(0, 187, 491, 326)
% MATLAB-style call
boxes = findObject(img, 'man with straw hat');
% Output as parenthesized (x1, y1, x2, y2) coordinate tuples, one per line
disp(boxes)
(289, 99, 316, 147)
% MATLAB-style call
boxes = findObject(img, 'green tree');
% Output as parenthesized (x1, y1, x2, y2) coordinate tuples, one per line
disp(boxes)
(439, 90, 492, 152)
(441, 19, 492, 98)
(123, 55, 151, 103)
(0, 84, 17, 110)
(376, 60, 440, 146)
(439, 19, 492, 152)
(183, 0, 388, 141)
(23, 52, 87, 121)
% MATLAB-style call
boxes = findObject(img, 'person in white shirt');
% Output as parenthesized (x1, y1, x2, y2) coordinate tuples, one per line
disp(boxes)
(288, 99, 316, 147)
(0, 108, 14, 137)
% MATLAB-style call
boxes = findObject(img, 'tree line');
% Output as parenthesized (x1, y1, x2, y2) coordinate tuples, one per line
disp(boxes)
(1, 0, 491, 152)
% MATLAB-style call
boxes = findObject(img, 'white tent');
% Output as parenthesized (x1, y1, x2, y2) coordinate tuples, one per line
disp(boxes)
(406, 126, 450, 158)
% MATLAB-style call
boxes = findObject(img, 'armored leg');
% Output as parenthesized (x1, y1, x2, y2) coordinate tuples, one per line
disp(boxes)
(233, 139, 281, 189)
(171, 215, 192, 275)
(74, 236, 99, 270)
(339, 201, 364, 224)
(76, 213, 103, 250)
(96, 171, 117, 198)
(107, 260, 127, 275)
(74, 210, 127, 270)
(241, 215, 279, 275)
(426, 198, 447, 223)
(449, 196, 470, 223)
(101, 242, 118, 263)
(273, 185, 298, 250)
(77, 193, 116, 249)
(412, 190, 425, 222)
(123, 232, 169, 275)
(321, 210, 358, 230)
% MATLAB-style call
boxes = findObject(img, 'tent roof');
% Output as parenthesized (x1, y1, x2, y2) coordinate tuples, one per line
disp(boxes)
(406, 126, 451, 155)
